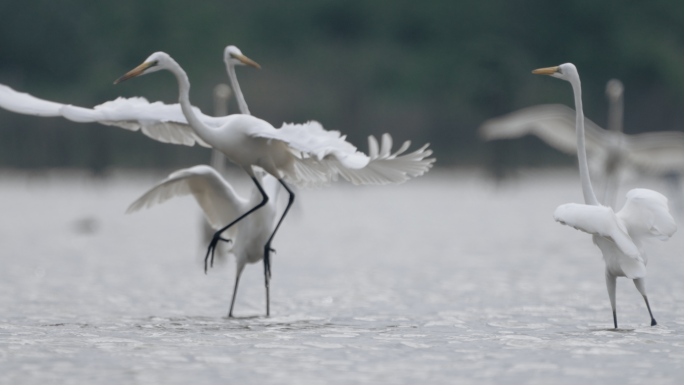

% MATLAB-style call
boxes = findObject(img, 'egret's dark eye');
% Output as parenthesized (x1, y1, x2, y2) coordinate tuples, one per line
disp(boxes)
(150, 60, 159, 67)
(556, 67, 563, 74)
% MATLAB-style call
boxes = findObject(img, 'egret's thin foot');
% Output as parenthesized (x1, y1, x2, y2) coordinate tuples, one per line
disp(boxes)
(204, 234, 232, 273)
(643, 296, 657, 327)
(612, 310, 618, 329)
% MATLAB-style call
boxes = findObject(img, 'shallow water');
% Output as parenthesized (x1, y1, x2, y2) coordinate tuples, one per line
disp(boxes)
(1, 169, 684, 384)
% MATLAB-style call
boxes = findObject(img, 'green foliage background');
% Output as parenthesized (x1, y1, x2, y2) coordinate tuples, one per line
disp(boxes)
(1, 0, 684, 172)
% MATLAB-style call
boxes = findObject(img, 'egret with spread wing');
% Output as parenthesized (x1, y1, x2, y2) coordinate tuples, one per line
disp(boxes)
(480, 79, 684, 208)
(128, 166, 279, 318)
(533, 63, 676, 329)
(113, 51, 435, 315)
(0, 49, 434, 315)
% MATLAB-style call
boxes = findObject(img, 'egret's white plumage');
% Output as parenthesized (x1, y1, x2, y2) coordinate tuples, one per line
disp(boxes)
(127, 165, 279, 317)
(0, 83, 434, 187)
(0, 84, 212, 147)
(479, 80, 684, 208)
(533, 63, 676, 328)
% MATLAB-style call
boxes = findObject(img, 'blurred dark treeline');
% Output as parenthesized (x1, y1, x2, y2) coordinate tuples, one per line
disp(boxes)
(2, 0, 684, 173)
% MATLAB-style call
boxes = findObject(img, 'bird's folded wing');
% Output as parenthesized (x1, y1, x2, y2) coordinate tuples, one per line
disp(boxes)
(0, 84, 65, 116)
(618, 188, 677, 241)
(250, 121, 371, 169)
(61, 97, 213, 148)
(127, 165, 247, 230)
(479, 104, 609, 155)
(553, 203, 641, 260)
(623, 131, 684, 173)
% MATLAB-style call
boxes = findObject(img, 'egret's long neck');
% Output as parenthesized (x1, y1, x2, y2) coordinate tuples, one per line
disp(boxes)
(570, 75, 600, 206)
(168, 60, 220, 144)
(226, 62, 250, 115)
(607, 93, 624, 133)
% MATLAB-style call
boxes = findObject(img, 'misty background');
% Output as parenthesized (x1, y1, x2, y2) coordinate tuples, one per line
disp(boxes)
(1, 0, 683, 173)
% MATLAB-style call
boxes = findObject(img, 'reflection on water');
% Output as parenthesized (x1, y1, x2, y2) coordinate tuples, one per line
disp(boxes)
(1, 169, 684, 384)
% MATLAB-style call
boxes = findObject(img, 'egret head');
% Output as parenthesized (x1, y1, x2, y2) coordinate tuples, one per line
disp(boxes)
(114, 52, 171, 84)
(223, 46, 261, 69)
(532, 63, 578, 82)
(605, 79, 624, 101)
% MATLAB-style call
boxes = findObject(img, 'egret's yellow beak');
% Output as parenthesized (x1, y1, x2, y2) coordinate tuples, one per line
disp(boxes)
(232, 53, 261, 69)
(114, 61, 157, 84)
(532, 66, 560, 75)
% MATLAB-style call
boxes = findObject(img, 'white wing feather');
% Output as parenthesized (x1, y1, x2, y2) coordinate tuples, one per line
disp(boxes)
(553, 203, 640, 260)
(251, 121, 370, 169)
(0, 84, 65, 116)
(251, 121, 435, 186)
(126, 165, 248, 230)
(320, 134, 434, 185)
(0, 83, 218, 147)
(617, 188, 677, 241)
(479, 104, 610, 155)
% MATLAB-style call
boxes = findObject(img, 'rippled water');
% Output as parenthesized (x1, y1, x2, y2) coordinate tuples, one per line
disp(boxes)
(1, 169, 684, 384)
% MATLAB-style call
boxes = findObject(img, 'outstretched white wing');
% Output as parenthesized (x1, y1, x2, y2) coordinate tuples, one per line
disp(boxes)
(320, 134, 434, 185)
(251, 121, 370, 169)
(553, 203, 640, 260)
(479, 104, 610, 155)
(0, 83, 217, 147)
(251, 121, 435, 185)
(127, 165, 249, 231)
(0, 84, 64, 116)
(617, 188, 677, 241)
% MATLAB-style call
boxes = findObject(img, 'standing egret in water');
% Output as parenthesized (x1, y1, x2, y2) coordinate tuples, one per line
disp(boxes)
(114, 51, 435, 315)
(128, 166, 280, 318)
(480, 79, 684, 208)
(533, 63, 676, 329)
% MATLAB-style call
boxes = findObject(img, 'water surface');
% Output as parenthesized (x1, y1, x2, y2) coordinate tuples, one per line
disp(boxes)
(1, 169, 683, 384)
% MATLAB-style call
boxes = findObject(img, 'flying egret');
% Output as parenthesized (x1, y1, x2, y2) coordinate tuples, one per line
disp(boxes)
(479, 79, 684, 208)
(113, 51, 434, 315)
(128, 165, 280, 317)
(533, 63, 677, 329)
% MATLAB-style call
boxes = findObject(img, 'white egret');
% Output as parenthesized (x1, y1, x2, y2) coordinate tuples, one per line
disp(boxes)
(479, 79, 684, 208)
(113, 51, 434, 315)
(533, 63, 677, 328)
(128, 165, 279, 317)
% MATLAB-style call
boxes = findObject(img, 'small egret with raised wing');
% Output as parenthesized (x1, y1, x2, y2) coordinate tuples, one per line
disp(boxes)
(128, 166, 279, 317)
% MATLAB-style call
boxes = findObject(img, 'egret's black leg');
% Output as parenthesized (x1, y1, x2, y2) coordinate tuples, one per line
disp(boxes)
(643, 296, 657, 326)
(262, 180, 295, 316)
(227, 274, 241, 318)
(606, 270, 617, 329)
(633, 279, 657, 327)
(204, 177, 269, 273)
